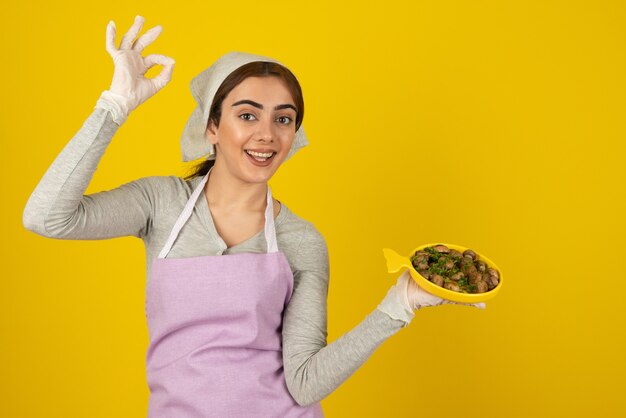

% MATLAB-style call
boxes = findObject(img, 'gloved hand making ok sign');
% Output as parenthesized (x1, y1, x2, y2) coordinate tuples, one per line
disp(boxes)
(96, 15, 176, 125)
(377, 270, 486, 327)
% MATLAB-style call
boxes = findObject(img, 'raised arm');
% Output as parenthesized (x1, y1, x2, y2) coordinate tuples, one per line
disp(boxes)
(22, 15, 175, 240)
(22, 107, 156, 239)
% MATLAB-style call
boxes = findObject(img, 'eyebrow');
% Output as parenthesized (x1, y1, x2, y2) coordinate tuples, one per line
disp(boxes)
(232, 99, 297, 113)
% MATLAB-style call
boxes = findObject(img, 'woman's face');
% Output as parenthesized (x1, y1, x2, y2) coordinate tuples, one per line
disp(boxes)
(205, 75, 298, 184)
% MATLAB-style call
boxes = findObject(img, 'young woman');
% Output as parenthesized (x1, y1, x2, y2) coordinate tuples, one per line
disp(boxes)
(23, 15, 485, 417)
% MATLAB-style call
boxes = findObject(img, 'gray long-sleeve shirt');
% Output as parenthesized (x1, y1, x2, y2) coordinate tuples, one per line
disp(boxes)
(22, 103, 408, 407)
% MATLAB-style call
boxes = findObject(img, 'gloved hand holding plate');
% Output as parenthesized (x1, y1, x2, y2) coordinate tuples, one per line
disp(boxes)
(382, 243, 503, 304)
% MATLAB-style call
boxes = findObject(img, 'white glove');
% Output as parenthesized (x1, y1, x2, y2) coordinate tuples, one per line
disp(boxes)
(95, 15, 175, 125)
(377, 270, 486, 327)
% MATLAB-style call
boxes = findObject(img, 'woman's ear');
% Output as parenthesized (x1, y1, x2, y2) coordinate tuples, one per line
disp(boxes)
(205, 120, 218, 145)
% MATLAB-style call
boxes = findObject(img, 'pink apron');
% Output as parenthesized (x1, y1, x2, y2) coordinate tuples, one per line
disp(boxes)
(144, 167, 324, 417)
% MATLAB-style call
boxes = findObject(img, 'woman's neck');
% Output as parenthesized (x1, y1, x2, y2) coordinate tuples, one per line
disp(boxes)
(204, 162, 268, 213)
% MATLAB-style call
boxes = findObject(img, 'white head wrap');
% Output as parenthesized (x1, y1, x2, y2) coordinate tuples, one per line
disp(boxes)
(180, 51, 308, 162)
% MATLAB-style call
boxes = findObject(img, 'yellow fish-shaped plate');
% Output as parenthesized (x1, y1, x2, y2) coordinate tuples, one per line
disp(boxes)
(382, 243, 503, 303)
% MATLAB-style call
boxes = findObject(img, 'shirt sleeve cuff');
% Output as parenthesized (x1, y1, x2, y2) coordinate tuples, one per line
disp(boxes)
(94, 90, 130, 126)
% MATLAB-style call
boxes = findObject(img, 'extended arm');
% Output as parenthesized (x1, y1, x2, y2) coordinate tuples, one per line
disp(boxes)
(281, 223, 408, 406)
(282, 226, 487, 406)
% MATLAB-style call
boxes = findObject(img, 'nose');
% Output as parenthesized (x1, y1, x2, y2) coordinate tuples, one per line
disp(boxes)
(255, 115, 275, 143)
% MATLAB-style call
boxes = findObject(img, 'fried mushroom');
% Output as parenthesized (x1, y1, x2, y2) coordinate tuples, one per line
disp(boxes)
(444, 282, 461, 292)
(476, 281, 489, 293)
(433, 245, 450, 253)
(431, 274, 444, 287)
(463, 249, 477, 260)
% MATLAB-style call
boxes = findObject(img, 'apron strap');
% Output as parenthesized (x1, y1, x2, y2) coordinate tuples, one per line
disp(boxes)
(264, 185, 278, 254)
(158, 167, 279, 258)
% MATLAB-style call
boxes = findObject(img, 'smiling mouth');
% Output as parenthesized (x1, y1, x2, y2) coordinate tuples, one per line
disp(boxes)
(245, 149, 277, 162)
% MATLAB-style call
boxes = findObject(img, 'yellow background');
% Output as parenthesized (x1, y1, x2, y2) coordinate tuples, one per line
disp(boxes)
(3, 0, 625, 416)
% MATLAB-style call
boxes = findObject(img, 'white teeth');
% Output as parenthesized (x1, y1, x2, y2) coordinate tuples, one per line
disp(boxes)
(246, 150, 274, 158)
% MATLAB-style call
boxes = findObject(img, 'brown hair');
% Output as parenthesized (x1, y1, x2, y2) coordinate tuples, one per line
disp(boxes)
(183, 61, 304, 180)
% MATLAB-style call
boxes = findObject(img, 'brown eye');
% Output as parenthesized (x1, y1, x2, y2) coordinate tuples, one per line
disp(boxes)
(239, 113, 256, 121)
(277, 116, 293, 125)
